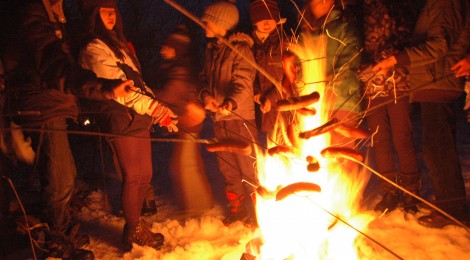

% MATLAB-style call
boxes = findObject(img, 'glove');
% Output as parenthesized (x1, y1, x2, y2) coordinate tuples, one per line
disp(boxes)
(151, 104, 179, 132)
(160, 113, 179, 133)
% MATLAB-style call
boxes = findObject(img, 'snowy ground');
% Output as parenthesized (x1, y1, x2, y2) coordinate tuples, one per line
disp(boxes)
(76, 104, 470, 260)
(4, 105, 470, 260)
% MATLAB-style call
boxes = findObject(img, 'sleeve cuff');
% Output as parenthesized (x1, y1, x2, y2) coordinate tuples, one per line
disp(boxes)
(395, 51, 410, 67)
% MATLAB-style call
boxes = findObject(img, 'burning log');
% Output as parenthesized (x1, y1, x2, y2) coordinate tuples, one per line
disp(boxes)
(267, 145, 295, 156)
(275, 182, 321, 201)
(320, 146, 364, 162)
(205, 138, 252, 155)
(276, 92, 320, 111)
(333, 124, 369, 139)
(299, 118, 338, 139)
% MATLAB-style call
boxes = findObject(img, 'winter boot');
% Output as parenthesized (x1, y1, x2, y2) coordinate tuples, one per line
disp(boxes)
(374, 172, 399, 213)
(223, 192, 249, 226)
(44, 230, 94, 260)
(141, 186, 157, 216)
(398, 172, 421, 214)
(122, 221, 164, 251)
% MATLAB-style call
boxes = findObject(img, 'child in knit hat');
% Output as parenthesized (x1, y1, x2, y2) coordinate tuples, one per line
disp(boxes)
(249, 0, 291, 146)
(199, 0, 259, 226)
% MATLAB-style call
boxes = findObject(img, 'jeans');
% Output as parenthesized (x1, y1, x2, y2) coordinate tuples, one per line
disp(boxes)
(420, 102, 467, 218)
(31, 118, 76, 232)
(367, 97, 419, 175)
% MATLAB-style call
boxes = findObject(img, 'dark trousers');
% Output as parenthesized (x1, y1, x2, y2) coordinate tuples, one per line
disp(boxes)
(31, 118, 76, 232)
(420, 102, 468, 218)
(109, 130, 152, 228)
(367, 97, 419, 175)
(213, 120, 258, 197)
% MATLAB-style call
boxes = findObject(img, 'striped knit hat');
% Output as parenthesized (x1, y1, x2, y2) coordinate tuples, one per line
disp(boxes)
(249, 0, 280, 24)
(202, 0, 239, 31)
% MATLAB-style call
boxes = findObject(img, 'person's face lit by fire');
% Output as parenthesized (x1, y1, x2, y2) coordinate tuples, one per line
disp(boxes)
(99, 7, 116, 30)
(204, 21, 227, 38)
(160, 45, 176, 60)
(309, 0, 334, 19)
(254, 19, 277, 35)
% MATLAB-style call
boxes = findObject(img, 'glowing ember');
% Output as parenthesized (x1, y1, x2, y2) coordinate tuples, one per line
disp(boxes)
(252, 34, 373, 259)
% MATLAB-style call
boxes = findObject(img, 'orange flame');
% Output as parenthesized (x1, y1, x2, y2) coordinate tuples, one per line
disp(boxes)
(253, 34, 373, 259)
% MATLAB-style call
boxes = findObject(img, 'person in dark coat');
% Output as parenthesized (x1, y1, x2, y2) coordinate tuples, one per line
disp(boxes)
(156, 24, 212, 214)
(359, 0, 421, 214)
(249, 0, 294, 147)
(373, 0, 469, 228)
(199, 0, 258, 226)
(0, 0, 133, 258)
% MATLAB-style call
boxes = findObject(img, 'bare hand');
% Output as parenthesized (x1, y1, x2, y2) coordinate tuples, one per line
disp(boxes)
(219, 100, 233, 115)
(451, 54, 470, 77)
(113, 80, 135, 98)
(253, 93, 262, 104)
(372, 56, 397, 73)
(203, 95, 219, 112)
(260, 99, 272, 113)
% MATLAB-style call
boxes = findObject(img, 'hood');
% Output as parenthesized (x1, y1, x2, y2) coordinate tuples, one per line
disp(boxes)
(227, 32, 254, 48)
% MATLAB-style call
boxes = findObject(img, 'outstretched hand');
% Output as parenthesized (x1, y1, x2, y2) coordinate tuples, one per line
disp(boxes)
(113, 80, 135, 98)
(372, 56, 397, 73)
(203, 95, 219, 112)
(451, 54, 470, 77)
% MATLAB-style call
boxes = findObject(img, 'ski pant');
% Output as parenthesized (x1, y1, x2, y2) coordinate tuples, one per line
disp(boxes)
(213, 119, 258, 198)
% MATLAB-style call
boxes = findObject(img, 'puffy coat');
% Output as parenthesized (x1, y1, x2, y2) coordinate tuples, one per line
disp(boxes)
(396, 0, 469, 102)
(3, 1, 119, 126)
(79, 39, 154, 135)
(301, 8, 363, 113)
(199, 32, 256, 122)
(251, 28, 286, 133)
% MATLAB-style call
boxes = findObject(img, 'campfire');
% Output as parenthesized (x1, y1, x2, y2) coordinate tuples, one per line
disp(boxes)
(244, 34, 373, 259)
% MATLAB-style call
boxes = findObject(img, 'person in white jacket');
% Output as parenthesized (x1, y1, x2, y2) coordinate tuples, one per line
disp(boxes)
(78, 0, 176, 250)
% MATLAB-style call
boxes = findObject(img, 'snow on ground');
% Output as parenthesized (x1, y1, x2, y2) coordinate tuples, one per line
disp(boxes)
(76, 189, 470, 260)
(72, 108, 470, 260)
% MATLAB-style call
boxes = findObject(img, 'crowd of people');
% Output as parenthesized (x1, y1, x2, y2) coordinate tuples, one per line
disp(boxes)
(0, 0, 469, 259)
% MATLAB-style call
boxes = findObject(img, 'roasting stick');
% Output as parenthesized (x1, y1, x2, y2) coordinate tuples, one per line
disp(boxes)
(336, 154, 470, 234)
(163, 0, 287, 97)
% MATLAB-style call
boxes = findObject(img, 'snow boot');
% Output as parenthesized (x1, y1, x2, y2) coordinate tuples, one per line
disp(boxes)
(223, 192, 249, 226)
(141, 186, 157, 216)
(44, 230, 94, 260)
(398, 172, 421, 214)
(122, 221, 164, 251)
(374, 172, 399, 213)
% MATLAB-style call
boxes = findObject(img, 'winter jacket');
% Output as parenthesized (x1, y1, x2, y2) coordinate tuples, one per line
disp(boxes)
(301, 8, 363, 113)
(359, 0, 409, 98)
(79, 39, 154, 135)
(251, 28, 286, 133)
(395, 0, 469, 103)
(199, 33, 256, 122)
(3, 1, 120, 126)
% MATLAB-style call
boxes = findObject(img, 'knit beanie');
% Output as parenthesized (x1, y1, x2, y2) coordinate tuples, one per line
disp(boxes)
(202, 1, 239, 31)
(81, 0, 117, 17)
(249, 0, 280, 24)
(163, 24, 192, 57)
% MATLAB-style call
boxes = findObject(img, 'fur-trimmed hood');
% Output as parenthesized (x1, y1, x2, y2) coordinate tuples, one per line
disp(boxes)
(227, 32, 254, 48)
